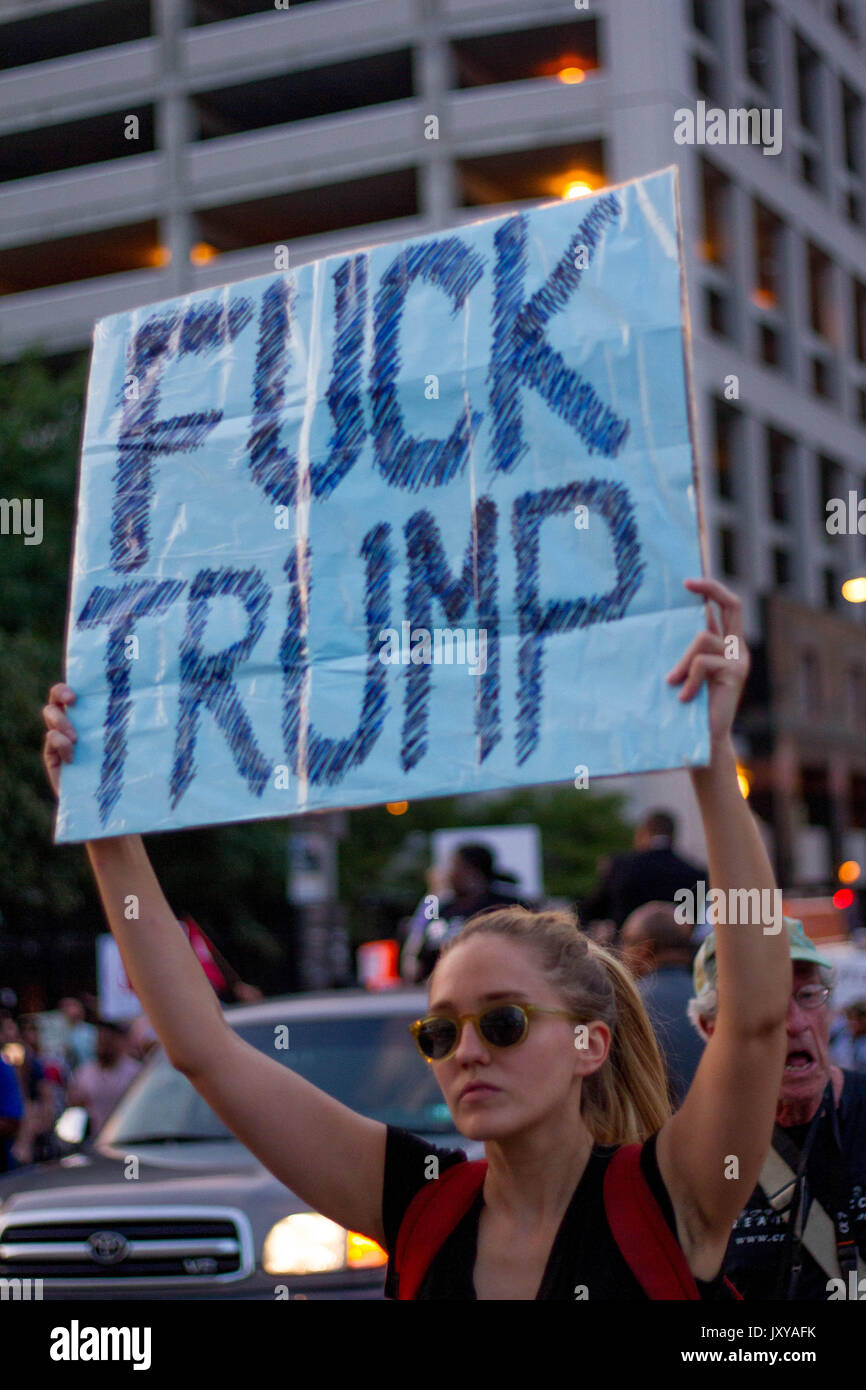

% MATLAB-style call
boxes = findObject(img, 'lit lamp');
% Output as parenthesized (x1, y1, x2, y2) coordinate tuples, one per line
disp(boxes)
(838, 860, 861, 885)
(563, 179, 595, 200)
(190, 242, 219, 265)
(842, 577, 866, 603)
(386, 801, 408, 816)
(556, 65, 586, 84)
(736, 765, 751, 799)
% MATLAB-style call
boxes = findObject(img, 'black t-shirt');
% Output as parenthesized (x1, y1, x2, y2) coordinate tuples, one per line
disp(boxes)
(381, 1126, 729, 1300)
(723, 1070, 866, 1300)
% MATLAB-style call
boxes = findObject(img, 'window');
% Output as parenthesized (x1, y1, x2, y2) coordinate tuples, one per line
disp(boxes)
(823, 568, 840, 609)
(719, 526, 738, 576)
(819, 455, 843, 528)
(800, 150, 820, 189)
(795, 35, 821, 135)
(700, 159, 730, 265)
(713, 399, 741, 500)
(706, 288, 731, 338)
(799, 655, 822, 717)
(808, 244, 835, 341)
(693, 56, 719, 102)
(456, 140, 605, 208)
(761, 324, 781, 366)
(773, 548, 790, 586)
(812, 357, 834, 399)
(842, 84, 863, 176)
(834, 2, 860, 42)
(192, 52, 414, 140)
(767, 427, 794, 523)
(0, 1, 150, 69)
(691, 0, 712, 36)
(858, 387, 866, 425)
(744, 1, 772, 88)
(753, 201, 784, 307)
(801, 764, 831, 824)
(847, 667, 864, 729)
(854, 280, 866, 364)
(450, 19, 599, 89)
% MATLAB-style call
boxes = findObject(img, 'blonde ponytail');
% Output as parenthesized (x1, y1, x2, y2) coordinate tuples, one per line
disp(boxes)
(437, 907, 671, 1146)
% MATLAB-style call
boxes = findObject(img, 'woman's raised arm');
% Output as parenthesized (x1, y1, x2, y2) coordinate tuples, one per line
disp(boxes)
(654, 580, 791, 1281)
(42, 684, 388, 1245)
(656, 578, 795, 1278)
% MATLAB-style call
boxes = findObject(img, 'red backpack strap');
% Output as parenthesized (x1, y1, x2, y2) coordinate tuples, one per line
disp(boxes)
(603, 1143, 701, 1300)
(393, 1159, 487, 1300)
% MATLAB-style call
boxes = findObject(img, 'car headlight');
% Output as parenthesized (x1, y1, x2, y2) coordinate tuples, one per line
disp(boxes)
(263, 1214, 387, 1275)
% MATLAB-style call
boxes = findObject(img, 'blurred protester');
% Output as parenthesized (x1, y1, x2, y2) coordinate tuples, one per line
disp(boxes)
(59, 996, 97, 1070)
(401, 843, 526, 984)
(620, 901, 703, 1108)
(14, 1015, 63, 1164)
(67, 1020, 141, 1138)
(689, 920, 866, 1300)
(830, 1000, 866, 1074)
(578, 809, 705, 935)
(0, 1049, 23, 1174)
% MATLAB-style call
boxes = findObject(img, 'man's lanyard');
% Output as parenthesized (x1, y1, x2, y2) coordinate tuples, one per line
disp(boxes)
(773, 1080, 856, 1298)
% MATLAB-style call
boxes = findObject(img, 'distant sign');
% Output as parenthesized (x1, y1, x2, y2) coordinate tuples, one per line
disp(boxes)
(57, 166, 708, 843)
(96, 935, 141, 1022)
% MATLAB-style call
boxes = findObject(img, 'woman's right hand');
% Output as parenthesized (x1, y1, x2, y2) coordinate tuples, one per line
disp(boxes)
(41, 683, 78, 800)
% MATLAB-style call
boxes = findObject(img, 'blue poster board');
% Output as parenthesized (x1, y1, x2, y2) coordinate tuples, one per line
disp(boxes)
(56, 165, 709, 843)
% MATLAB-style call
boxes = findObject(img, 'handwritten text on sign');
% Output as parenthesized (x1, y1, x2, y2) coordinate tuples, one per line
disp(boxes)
(57, 167, 708, 842)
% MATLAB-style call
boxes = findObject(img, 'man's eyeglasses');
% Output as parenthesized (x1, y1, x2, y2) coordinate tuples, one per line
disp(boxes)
(409, 1002, 579, 1063)
(791, 984, 831, 1011)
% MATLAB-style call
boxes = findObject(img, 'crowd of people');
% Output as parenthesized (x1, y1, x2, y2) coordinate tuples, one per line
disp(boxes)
(0, 995, 155, 1174)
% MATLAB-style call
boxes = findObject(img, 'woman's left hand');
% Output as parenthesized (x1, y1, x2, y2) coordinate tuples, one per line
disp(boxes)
(665, 577, 750, 747)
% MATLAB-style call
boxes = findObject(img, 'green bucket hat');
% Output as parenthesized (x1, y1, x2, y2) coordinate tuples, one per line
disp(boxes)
(693, 917, 835, 998)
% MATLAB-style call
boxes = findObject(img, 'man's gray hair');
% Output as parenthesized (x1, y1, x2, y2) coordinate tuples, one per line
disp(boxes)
(688, 963, 837, 1037)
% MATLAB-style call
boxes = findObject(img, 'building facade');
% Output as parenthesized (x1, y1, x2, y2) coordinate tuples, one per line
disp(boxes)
(2, 0, 865, 886)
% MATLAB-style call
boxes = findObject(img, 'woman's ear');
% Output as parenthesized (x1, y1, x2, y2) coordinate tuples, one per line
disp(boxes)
(571, 1019, 611, 1076)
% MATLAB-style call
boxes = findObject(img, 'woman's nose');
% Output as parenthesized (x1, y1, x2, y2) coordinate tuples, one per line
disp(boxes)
(454, 1018, 488, 1061)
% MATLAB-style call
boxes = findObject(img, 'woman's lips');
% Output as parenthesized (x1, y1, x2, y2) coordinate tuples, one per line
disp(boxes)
(459, 1082, 500, 1101)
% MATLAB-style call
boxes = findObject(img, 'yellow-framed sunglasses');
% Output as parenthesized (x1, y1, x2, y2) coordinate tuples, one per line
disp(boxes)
(409, 1002, 580, 1063)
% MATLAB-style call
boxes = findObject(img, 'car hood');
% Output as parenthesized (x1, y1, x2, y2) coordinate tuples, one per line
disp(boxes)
(0, 1132, 477, 1216)
(0, 1143, 268, 1213)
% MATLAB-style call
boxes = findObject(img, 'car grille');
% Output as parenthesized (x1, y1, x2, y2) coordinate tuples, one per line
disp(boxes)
(0, 1206, 254, 1284)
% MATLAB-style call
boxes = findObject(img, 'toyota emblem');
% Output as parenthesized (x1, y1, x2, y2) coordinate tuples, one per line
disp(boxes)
(87, 1230, 129, 1264)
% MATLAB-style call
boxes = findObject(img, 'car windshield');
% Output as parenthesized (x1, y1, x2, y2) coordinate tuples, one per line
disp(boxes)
(101, 1013, 456, 1144)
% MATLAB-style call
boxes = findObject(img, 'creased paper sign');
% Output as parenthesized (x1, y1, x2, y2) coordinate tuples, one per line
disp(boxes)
(56, 165, 709, 843)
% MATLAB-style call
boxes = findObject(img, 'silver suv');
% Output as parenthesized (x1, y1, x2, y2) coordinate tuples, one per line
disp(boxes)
(0, 989, 477, 1300)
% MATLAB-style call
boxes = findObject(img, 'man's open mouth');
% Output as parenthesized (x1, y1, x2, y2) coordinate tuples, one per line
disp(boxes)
(784, 1050, 814, 1072)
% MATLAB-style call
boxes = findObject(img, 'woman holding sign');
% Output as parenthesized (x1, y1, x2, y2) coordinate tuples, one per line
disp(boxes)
(41, 577, 791, 1299)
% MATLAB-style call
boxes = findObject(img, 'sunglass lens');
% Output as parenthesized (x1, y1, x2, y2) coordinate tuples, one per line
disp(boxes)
(480, 1005, 527, 1048)
(417, 1018, 458, 1060)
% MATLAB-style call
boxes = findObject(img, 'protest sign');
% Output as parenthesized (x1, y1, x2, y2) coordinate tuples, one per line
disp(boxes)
(56, 165, 709, 843)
